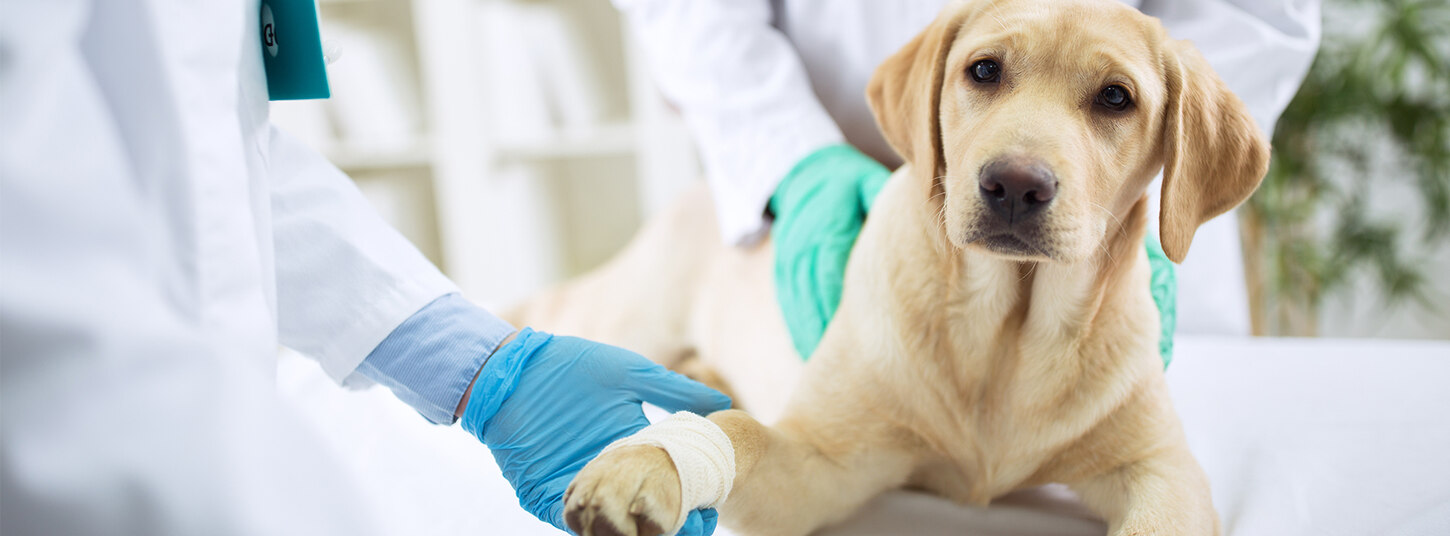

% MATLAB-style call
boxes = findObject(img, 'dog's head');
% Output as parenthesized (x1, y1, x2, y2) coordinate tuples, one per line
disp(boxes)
(867, 0, 1268, 263)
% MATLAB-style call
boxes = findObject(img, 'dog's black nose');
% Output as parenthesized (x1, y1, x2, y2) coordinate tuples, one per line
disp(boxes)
(979, 157, 1057, 224)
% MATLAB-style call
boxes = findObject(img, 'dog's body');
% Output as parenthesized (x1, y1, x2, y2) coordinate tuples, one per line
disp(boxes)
(516, 1, 1269, 534)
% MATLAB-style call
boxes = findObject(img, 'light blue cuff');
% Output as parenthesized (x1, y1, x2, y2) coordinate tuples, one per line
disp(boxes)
(356, 293, 516, 424)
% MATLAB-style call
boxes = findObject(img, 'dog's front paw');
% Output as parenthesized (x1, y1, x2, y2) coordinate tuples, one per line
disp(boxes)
(565, 444, 682, 536)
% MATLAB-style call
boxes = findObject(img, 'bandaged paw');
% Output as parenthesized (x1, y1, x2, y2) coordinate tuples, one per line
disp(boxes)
(599, 411, 735, 532)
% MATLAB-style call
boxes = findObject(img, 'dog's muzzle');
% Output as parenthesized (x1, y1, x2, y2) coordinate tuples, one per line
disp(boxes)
(969, 156, 1059, 257)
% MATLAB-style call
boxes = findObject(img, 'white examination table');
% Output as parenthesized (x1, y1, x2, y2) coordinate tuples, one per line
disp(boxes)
(277, 336, 1450, 535)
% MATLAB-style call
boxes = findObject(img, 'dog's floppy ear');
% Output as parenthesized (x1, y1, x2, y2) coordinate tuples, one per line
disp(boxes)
(866, 5, 967, 177)
(1158, 40, 1270, 263)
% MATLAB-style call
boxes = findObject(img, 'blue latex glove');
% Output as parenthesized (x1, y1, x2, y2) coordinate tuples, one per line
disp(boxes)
(461, 328, 732, 535)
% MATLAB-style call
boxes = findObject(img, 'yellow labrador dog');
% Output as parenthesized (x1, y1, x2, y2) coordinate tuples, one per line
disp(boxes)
(512, 0, 1267, 534)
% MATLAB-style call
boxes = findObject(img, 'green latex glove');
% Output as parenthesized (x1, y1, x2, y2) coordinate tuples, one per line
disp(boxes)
(769, 144, 891, 359)
(1145, 233, 1177, 368)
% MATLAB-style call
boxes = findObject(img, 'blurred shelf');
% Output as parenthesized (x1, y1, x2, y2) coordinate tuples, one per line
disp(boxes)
(325, 140, 434, 171)
(495, 122, 636, 161)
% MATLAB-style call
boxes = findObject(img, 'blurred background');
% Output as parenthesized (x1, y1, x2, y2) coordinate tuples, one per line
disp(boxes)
(272, 0, 1448, 340)
(272, 0, 700, 312)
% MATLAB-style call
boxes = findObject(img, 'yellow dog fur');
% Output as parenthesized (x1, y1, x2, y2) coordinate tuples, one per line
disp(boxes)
(512, 0, 1269, 534)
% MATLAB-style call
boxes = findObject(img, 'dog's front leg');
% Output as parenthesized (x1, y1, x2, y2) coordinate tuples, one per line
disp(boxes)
(1071, 444, 1221, 536)
(565, 404, 916, 536)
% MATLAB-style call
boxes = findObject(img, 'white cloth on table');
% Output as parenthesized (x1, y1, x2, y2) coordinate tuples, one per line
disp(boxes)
(276, 336, 1450, 535)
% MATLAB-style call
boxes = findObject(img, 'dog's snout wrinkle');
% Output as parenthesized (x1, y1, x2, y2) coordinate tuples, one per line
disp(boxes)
(979, 157, 1058, 225)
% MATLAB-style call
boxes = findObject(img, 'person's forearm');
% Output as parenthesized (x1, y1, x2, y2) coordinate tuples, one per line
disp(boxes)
(1147, 0, 1321, 133)
(267, 126, 459, 382)
(614, 0, 844, 244)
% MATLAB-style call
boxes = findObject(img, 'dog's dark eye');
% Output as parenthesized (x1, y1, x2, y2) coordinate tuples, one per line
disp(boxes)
(969, 60, 1001, 83)
(1097, 85, 1131, 110)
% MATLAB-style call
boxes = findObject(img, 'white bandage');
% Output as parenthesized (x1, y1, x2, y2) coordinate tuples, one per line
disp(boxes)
(599, 411, 735, 534)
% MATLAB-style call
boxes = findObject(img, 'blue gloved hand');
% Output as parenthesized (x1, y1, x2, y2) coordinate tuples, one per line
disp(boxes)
(460, 328, 732, 535)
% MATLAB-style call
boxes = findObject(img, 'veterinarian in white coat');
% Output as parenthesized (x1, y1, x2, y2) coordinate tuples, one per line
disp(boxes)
(615, 0, 1321, 349)
(0, 1, 729, 534)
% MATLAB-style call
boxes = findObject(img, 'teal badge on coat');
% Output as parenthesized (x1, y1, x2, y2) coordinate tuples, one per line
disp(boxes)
(260, 0, 330, 100)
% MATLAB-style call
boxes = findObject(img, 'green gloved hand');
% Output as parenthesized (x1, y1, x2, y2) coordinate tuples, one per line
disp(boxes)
(1145, 232, 1177, 368)
(769, 144, 891, 359)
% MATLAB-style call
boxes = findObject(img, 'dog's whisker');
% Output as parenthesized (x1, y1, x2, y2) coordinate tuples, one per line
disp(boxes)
(1099, 241, 1118, 268)
(1088, 201, 1126, 236)
(1086, 202, 1125, 269)
(989, 12, 1009, 31)
(1017, 262, 1038, 282)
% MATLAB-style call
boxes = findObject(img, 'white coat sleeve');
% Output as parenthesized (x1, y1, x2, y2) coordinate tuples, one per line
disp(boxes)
(1137, 0, 1321, 335)
(267, 126, 459, 384)
(614, 0, 846, 245)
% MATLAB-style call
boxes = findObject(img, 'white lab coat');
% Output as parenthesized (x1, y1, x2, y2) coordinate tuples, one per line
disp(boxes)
(616, 0, 1322, 335)
(1, 1, 455, 533)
